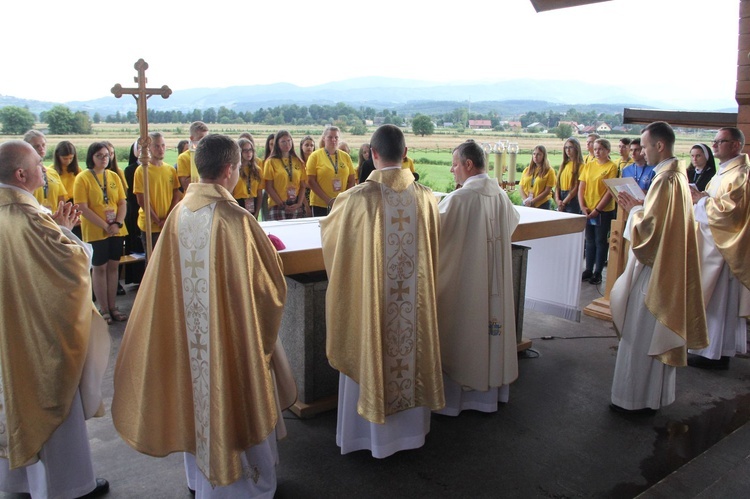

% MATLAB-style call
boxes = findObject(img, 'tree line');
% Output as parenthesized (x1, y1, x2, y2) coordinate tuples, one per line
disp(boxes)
(0, 102, 624, 136)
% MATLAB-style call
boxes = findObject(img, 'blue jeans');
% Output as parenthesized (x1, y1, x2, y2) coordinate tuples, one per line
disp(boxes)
(584, 209, 615, 274)
(558, 190, 581, 214)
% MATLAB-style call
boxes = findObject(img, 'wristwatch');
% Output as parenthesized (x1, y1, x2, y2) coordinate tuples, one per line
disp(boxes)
(110, 221, 123, 228)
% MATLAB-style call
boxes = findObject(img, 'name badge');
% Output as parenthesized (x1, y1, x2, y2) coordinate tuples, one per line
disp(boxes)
(332, 178, 342, 192)
(287, 186, 297, 200)
(247, 198, 255, 213)
(105, 208, 116, 224)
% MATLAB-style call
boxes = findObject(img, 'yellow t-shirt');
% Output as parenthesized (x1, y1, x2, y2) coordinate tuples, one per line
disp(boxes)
(232, 159, 265, 199)
(176, 150, 198, 183)
(73, 169, 128, 243)
(402, 157, 415, 173)
(264, 157, 307, 207)
(305, 149, 354, 208)
(134, 163, 179, 233)
(519, 166, 556, 207)
(558, 162, 579, 191)
(617, 156, 632, 176)
(33, 166, 68, 210)
(58, 170, 77, 200)
(578, 160, 618, 212)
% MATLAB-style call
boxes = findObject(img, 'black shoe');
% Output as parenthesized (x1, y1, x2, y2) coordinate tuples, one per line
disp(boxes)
(117, 283, 126, 296)
(582, 270, 593, 281)
(77, 478, 109, 498)
(589, 272, 602, 285)
(609, 403, 657, 416)
(687, 355, 730, 370)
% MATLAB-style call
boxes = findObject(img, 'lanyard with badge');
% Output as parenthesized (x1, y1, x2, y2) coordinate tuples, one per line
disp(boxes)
(328, 151, 342, 192)
(283, 158, 297, 201)
(42, 168, 49, 200)
(91, 170, 116, 225)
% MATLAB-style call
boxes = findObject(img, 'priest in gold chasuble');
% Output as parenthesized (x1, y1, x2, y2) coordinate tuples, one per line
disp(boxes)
(0, 140, 110, 498)
(688, 127, 750, 369)
(610, 122, 707, 414)
(113, 135, 289, 496)
(321, 125, 444, 458)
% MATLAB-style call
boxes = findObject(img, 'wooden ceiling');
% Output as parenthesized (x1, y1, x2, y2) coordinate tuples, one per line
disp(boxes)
(529, 0, 612, 12)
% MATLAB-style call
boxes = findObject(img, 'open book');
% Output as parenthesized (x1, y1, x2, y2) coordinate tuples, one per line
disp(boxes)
(603, 177, 645, 201)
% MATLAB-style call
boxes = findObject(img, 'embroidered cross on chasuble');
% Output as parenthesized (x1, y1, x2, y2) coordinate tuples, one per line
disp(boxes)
(382, 183, 418, 416)
(177, 204, 215, 476)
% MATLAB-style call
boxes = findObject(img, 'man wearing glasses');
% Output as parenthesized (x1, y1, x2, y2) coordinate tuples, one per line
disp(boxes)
(688, 127, 750, 369)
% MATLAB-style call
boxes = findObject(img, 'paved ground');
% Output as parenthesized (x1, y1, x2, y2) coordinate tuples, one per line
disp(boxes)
(4, 268, 749, 498)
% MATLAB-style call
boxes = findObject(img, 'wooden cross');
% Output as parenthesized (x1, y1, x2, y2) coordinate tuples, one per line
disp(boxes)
(111, 59, 172, 262)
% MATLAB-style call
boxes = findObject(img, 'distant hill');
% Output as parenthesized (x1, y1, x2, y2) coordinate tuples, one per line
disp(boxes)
(1, 77, 737, 118)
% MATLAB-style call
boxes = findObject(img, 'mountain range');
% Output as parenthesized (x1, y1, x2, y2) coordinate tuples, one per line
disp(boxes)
(0, 77, 737, 118)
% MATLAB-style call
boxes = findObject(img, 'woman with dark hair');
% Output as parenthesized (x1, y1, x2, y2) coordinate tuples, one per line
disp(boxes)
(578, 138, 618, 286)
(73, 142, 128, 323)
(232, 137, 264, 218)
(263, 130, 307, 220)
(259, 134, 276, 220)
(555, 138, 583, 213)
(686, 143, 717, 192)
(357, 143, 371, 182)
(122, 141, 145, 284)
(299, 135, 316, 216)
(52, 140, 80, 201)
(519, 145, 556, 209)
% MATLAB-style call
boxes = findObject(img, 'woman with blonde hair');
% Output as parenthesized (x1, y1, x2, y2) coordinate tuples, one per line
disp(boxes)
(519, 145, 556, 210)
(555, 138, 584, 213)
(578, 138, 618, 285)
(263, 130, 306, 220)
(306, 126, 355, 216)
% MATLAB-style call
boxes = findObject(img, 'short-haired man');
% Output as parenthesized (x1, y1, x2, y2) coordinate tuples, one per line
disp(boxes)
(610, 122, 707, 414)
(23, 130, 68, 210)
(113, 134, 289, 495)
(321, 124, 444, 457)
(177, 121, 209, 191)
(435, 140, 520, 416)
(688, 127, 750, 369)
(621, 138, 656, 193)
(0, 140, 110, 497)
(616, 137, 633, 174)
(134, 131, 180, 249)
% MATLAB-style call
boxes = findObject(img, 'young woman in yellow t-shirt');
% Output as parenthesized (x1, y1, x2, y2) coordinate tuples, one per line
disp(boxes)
(234, 137, 264, 218)
(74, 142, 128, 324)
(520, 145, 556, 210)
(52, 141, 80, 202)
(264, 130, 306, 220)
(577, 138, 618, 285)
(299, 135, 316, 216)
(555, 138, 584, 214)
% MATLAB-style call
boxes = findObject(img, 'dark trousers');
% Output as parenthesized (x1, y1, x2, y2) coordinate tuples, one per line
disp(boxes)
(312, 206, 331, 217)
(584, 209, 615, 274)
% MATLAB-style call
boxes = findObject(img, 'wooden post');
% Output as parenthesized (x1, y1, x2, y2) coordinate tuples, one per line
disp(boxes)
(583, 205, 628, 321)
(111, 59, 171, 262)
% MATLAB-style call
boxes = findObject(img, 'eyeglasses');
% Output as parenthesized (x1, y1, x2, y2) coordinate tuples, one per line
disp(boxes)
(241, 148, 254, 153)
(712, 139, 734, 146)
(94, 153, 110, 160)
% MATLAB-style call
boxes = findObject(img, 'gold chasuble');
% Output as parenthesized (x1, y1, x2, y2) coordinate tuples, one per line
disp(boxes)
(321, 168, 444, 425)
(113, 183, 287, 486)
(611, 160, 708, 365)
(0, 187, 109, 469)
(703, 154, 750, 294)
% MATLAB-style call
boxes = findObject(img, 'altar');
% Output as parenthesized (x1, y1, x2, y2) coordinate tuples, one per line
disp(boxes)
(261, 207, 585, 416)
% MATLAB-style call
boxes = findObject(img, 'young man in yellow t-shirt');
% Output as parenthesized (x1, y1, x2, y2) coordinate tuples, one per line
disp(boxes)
(177, 121, 209, 192)
(134, 132, 180, 249)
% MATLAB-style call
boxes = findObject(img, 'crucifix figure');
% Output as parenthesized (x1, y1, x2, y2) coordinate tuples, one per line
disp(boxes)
(111, 59, 171, 261)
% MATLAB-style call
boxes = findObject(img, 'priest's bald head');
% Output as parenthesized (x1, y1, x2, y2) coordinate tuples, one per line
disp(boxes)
(0, 140, 45, 192)
(194, 134, 240, 191)
(451, 140, 485, 186)
(370, 124, 406, 169)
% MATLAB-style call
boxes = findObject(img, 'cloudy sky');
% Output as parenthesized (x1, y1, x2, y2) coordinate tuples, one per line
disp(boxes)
(3, 0, 739, 107)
